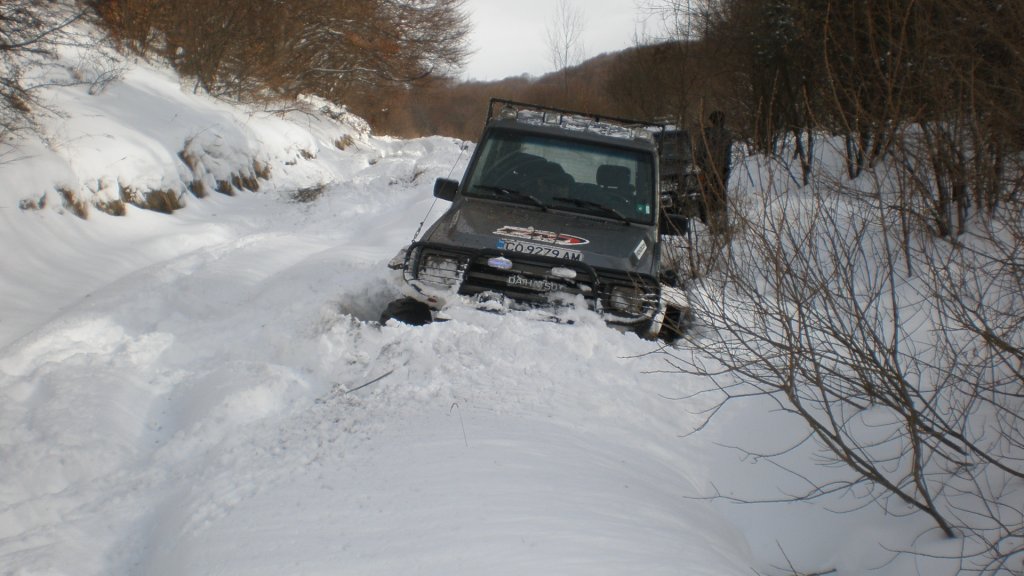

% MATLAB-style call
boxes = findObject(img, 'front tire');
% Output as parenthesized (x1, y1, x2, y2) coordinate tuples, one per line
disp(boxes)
(380, 298, 433, 326)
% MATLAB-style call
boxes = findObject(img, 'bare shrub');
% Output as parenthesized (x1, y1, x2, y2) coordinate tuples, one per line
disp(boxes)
(177, 145, 208, 198)
(231, 172, 258, 192)
(920, 178, 1024, 575)
(177, 146, 200, 173)
(89, 0, 162, 53)
(94, 198, 126, 216)
(18, 193, 46, 211)
(253, 160, 271, 179)
(140, 189, 181, 213)
(187, 179, 207, 199)
(119, 185, 183, 213)
(91, 0, 472, 106)
(1, 2, 89, 140)
(290, 184, 325, 204)
(334, 135, 355, 150)
(57, 186, 89, 219)
(673, 138, 1024, 573)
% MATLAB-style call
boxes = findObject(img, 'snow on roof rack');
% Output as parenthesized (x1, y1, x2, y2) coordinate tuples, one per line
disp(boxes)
(486, 98, 665, 143)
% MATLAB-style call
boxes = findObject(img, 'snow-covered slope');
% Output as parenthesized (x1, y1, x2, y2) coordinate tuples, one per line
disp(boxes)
(0, 37, 755, 575)
(0, 112, 754, 576)
(0, 169, 752, 575)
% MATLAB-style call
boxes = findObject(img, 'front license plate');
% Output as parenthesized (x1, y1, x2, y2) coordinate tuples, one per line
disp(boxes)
(497, 239, 583, 261)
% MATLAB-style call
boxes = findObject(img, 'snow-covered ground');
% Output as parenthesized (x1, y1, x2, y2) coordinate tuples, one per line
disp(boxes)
(0, 28, 972, 576)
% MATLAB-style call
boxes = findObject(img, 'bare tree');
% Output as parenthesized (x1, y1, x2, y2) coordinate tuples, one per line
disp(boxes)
(92, 0, 472, 104)
(545, 0, 585, 96)
(637, 0, 719, 41)
(0, 1, 89, 139)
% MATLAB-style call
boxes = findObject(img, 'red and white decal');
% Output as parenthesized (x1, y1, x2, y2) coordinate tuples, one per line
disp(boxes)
(494, 225, 590, 246)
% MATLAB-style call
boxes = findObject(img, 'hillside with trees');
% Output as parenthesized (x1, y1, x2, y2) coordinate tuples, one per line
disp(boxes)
(0, 0, 470, 142)
(656, 3, 1024, 574)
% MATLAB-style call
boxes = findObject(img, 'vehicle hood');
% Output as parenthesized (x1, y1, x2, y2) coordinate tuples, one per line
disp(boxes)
(422, 198, 658, 275)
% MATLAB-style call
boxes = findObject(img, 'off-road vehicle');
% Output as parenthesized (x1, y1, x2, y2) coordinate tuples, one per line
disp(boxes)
(382, 99, 691, 340)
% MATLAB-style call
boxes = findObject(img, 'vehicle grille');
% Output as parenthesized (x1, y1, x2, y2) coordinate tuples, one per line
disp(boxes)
(405, 243, 660, 325)
(459, 255, 595, 304)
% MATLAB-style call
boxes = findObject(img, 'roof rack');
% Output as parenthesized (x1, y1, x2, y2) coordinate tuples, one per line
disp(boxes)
(486, 98, 665, 143)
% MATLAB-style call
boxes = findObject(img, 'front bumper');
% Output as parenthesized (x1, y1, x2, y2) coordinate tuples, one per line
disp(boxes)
(391, 241, 661, 330)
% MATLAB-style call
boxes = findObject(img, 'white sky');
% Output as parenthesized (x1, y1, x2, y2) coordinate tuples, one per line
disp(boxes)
(460, 0, 654, 81)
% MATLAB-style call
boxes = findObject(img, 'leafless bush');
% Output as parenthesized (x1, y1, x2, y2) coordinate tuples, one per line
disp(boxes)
(57, 186, 89, 218)
(820, 0, 1022, 239)
(921, 179, 1024, 575)
(18, 193, 48, 211)
(673, 139, 1024, 573)
(94, 197, 126, 216)
(119, 185, 183, 213)
(252, 159, 271, 180)
(0, 1, 89, 140)
(290, 184, 326, 204)
(92, 0, 471, 106)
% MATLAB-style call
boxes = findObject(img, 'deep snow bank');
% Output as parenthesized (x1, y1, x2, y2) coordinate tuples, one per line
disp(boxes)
(0, 29, 468, 349)
(7, 35, 370, 214)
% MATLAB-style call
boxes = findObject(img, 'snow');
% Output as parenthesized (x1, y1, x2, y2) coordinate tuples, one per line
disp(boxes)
(0, 24, 983, 576)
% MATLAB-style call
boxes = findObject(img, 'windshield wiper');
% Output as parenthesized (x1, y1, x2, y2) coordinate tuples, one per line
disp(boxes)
(551, 196, 630, 225)
(474, 185, 546, 210)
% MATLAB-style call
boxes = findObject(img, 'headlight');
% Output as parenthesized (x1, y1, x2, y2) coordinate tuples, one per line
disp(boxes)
(417, 253, 465, 288)
(609, 285, 651, 315)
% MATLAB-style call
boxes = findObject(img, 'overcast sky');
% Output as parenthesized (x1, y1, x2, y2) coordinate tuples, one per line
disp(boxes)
(460, 0, 657, 81)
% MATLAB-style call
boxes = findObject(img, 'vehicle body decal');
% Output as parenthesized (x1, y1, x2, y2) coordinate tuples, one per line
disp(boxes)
(633, 239, 648, 261)
(494, 225, 589, 246)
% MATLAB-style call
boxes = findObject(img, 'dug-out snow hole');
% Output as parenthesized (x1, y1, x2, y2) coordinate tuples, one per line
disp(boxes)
(333, 279, 404, 324)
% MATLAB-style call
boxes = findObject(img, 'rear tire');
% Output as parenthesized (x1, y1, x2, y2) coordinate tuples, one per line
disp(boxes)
(380, 297, 433, 326)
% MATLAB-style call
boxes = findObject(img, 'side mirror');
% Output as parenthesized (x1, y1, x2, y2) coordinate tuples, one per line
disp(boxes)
(659, 213, 689, 236)
(433, 178, 458, 201)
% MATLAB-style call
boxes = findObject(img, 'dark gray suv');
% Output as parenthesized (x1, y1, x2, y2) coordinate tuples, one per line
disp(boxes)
(383, 99, 690, 340)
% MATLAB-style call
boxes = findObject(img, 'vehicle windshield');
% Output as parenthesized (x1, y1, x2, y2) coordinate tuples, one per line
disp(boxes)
(463, 129, 656, 224)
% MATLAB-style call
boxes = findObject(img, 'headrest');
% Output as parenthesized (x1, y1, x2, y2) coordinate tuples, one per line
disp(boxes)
(596, 164, 631, 188)
(537, 162, 572, 185)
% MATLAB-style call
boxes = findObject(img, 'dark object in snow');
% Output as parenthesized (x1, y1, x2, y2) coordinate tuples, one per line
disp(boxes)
(380, 297, 433, 326)
(345, 370, 395, 394)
